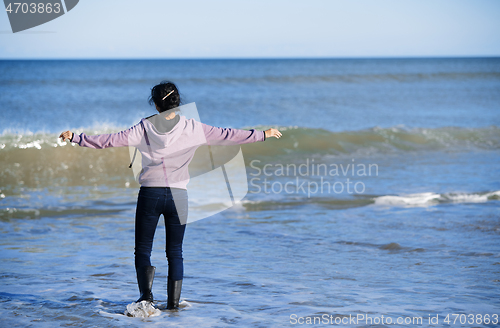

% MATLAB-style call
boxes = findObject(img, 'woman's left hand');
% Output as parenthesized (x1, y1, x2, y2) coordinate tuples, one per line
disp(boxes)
(59, 131, 74, 142)
(265, 128, 282, 139)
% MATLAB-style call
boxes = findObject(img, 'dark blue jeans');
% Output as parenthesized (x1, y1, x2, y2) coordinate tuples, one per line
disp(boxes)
(134, 186, 188, 281)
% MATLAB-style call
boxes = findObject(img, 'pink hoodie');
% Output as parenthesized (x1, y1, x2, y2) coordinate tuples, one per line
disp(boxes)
(70, 115, 265, 189)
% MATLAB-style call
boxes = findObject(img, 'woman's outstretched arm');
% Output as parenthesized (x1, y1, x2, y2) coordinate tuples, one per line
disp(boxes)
(58, 122, 144, 149)
(201, 123, 282, 146)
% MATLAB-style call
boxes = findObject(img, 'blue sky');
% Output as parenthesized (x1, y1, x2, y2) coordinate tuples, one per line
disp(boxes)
(1, 0, 499, 59)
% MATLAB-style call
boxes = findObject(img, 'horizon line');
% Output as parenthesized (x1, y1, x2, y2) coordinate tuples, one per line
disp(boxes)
(1, 55, 500, 61)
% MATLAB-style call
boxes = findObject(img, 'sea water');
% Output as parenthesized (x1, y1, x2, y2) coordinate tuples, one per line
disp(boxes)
(0, 58, 499, 327)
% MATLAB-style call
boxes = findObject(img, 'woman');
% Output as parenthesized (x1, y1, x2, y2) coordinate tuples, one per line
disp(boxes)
(59, 81, 282, 310)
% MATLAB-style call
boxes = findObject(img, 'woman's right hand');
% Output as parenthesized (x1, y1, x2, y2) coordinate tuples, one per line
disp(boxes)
(265, 128, 282, 139)
(59, 131, 74, 142)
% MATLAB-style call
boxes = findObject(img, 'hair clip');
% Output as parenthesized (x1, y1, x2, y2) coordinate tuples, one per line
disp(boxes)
(162, 90, 175, 100)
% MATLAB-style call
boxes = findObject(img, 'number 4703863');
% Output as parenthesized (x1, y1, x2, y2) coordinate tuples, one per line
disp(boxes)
(5, 2, 61, 14)
(444, 314, 498, 325)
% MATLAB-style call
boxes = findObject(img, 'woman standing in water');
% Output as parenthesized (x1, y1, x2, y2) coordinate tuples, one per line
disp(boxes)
(59, 81, 282, 310)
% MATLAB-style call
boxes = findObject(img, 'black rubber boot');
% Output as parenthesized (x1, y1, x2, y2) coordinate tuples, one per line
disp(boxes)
(166, 277, 182, 310)
(136, 266, 156, 303)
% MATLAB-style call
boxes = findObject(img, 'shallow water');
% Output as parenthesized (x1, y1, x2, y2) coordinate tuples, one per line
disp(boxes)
(1, 187, 499, 327)
(1, 58, 499, 327)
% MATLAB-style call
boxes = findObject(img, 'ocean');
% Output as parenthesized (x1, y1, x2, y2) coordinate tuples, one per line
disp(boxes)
(0, 58, 499, 327)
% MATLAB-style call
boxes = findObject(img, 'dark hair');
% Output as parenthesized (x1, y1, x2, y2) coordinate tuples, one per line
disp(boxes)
(148, 81, 182, 113)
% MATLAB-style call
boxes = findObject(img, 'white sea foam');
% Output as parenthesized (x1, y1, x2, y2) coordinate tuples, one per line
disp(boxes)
(373, 191, 500, 207)
(124, 301, 161, 318)
(374, 192, 441, 207)
(442, 193, 488, 203)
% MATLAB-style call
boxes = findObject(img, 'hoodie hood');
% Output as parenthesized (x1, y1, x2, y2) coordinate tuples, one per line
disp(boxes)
(142, 114, 186, 148)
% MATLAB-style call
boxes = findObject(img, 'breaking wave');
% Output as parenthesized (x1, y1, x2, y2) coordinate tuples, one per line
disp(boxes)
(0, 125, 498, 189)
